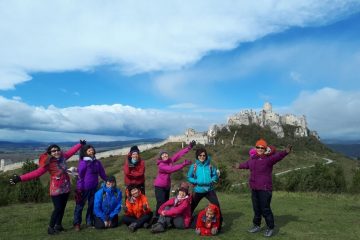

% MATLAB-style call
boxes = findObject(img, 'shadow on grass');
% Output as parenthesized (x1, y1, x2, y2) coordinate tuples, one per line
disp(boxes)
(221, 211, 244, 232)
(276, 214, 299, 228)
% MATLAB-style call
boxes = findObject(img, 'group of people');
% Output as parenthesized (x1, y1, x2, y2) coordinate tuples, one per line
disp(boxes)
(9, 138, 292, 237)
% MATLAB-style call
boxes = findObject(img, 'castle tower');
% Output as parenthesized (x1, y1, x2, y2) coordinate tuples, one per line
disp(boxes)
(263, 102, 272, 112)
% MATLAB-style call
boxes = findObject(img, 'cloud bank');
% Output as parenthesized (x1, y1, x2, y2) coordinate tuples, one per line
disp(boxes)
(1, 0, 360, 89)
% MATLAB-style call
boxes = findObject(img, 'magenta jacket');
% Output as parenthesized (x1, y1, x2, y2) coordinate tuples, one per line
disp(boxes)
(237, 151, 288, 191)
(158, 195, 192, 228)
(154, 146, 191, 189)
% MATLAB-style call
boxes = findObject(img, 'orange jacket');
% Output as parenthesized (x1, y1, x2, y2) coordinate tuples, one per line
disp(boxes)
(124, 193, 151, 219)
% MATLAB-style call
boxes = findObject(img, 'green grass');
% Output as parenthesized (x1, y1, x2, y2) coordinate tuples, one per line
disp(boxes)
(1, 191, 359, 240)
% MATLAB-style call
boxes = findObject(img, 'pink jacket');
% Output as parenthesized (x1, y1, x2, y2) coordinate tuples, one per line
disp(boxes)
(154, 146, 191, 188)
(20, 144, 82, 196)
(158, 195, 192, 228)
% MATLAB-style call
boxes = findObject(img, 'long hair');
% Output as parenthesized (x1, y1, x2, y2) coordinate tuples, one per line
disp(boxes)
(80, 144, 96, 158)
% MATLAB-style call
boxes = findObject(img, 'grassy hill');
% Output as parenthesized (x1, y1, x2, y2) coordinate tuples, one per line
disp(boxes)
(1, 125, 360, 239)
(0, 192, 359, 240)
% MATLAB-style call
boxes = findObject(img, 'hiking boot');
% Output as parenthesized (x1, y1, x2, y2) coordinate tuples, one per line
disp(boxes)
(264, 228, 274, 237)
(128, 222, 137, 232)
(143, 222, 150, 229)
(54, 225, 65, 232)
(248, 225, 261, 233)
(151, 223, 165, 233)
(47, 226, 58, 235)
(74, 224, 81, 231)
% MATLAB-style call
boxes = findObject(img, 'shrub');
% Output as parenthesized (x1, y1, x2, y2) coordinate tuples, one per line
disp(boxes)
(277, 163, 347, 193)
(17, 160, 46, 203)
(0, 173, 17, 206)
(349, 168, 360, 193)
(215, 163, 232, 192)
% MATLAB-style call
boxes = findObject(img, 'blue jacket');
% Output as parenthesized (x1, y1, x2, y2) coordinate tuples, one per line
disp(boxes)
(187, 157, 219, 193)
(94, 183, 122, 221)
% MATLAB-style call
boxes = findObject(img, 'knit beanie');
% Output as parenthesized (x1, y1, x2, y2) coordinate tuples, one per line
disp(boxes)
(255, 139, 268, 148)
(129, 145, 140, 154)
(159, 150, 168, 158)
(206, 203, 219, 215)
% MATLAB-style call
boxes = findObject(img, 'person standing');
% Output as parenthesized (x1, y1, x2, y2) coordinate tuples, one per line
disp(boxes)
(73, 144, 107, 231)
(123, 146, 145, 194)
(187, 147, 222, 227)
(9, 140, 85, 235)
(234, 139, 292, 237)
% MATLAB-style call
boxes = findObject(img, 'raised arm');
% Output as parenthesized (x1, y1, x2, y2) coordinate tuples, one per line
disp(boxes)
(159, 160, 191, 174)
(63, 143, 82, 160)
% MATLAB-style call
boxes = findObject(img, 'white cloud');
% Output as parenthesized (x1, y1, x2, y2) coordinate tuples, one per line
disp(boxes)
(168, 103, 197, 109)
(1, 0, 360, 89)
(0, 96, 215, 141)
(291, 88, 360, 140)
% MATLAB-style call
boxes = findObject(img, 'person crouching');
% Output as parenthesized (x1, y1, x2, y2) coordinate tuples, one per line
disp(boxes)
(151, 182, 192, 233)
(122, 185, 153, 232)
(93, 176, 122, 229)
(195, 203, 221, 236)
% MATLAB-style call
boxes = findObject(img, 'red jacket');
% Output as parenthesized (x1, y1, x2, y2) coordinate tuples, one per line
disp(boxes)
(196, 204, 221, 236)
(158, 195, 192, 228)
(123, 154, 145, 186)
(20, 143, 82, 196)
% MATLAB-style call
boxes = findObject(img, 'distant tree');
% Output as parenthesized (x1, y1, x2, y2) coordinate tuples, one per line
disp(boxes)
(349, 168, 360, 193)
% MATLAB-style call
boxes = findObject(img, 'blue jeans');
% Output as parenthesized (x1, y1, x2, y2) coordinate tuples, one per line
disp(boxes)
(73, 188, 96, 226)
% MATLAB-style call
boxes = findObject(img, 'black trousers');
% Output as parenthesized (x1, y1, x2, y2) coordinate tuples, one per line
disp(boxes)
(49, 192, 69, 228)
(94, 215, 119, 229)
(191, 190, 223, 228)
(251, 189, 274, 229)
(154, 186, 170, 217)
(122, 212, 153, 229)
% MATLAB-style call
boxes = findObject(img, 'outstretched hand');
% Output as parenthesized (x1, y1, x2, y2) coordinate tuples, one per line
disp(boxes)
(285, 144, 293, 153)
(9, 174, 21, 185)
(189, 140, 196, 148)
(233, 163, 241, 169)
(80, 139, 87, 145)
(183, 159, 192, 166)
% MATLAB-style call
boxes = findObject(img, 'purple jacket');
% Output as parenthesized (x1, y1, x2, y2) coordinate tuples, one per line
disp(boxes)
(238, 151, 288, 191)
(154, 146, 191, 188)
(77, 157, 107, 190)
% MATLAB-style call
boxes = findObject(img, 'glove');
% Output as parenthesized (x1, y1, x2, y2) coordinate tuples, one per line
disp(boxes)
(143, 204, 148, 211)
(9, 175, 21, 185)
(75, 189, 82, 204)
(211, 227, 218, 235)
(195, 228, 201, 235)
(183, 159, 192, 166)
(123, 205, 128, 212)
(189, 140, 196, 148)
(80, 139, 87, 145)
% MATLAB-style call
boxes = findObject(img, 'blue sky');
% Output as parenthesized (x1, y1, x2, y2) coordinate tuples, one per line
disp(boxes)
(0, 1, 360, 142)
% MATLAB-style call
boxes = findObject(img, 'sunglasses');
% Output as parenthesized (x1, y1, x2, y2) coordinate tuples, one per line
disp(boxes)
(51, 149, 61, 153)
(198, 154, 206, 157)
(255, 146, 266, 150)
